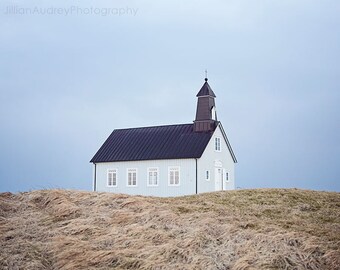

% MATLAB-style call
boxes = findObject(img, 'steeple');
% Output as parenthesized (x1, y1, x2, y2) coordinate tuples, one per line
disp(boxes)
(194, 77, 218, 132)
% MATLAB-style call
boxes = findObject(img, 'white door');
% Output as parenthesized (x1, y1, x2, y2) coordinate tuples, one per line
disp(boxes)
(215, 168, 223, 191)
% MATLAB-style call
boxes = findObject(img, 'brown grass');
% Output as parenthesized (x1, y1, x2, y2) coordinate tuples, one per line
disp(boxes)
(0, 188, 339, 269)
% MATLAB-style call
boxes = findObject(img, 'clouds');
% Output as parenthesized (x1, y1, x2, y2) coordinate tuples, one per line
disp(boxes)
(0, 0, 339, 192)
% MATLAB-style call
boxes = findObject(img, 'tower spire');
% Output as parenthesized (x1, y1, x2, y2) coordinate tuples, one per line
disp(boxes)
(193, 77, 217, 132)
(205, 69, 208, 82)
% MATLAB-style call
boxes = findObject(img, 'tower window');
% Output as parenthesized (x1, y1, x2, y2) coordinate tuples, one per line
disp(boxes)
(211, 106, 217, 120)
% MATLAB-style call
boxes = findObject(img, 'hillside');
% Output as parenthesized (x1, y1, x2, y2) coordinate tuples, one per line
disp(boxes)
(0, 189, 339, 269)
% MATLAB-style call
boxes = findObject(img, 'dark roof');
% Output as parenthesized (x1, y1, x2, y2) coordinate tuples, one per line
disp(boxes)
(90, 124, 215, 163)
(196, 80, 216, 97)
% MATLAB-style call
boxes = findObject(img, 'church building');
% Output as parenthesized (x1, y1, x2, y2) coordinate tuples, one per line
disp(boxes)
(90, 77, 237, 197)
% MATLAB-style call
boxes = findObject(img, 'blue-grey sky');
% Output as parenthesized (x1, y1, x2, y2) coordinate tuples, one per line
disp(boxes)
(1, 0, 339, 193)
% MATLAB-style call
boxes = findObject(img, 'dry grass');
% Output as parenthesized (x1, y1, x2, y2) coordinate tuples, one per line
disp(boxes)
(0, 188, 339, 269)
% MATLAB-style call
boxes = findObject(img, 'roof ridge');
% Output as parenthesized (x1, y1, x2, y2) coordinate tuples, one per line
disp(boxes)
(113, 123, 193, 131)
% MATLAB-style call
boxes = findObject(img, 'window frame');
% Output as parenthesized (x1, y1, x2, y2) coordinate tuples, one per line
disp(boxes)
(168, 166, 180, 186)
(215, 137, 221, 152)
(127, 168, 138, 187)
(147, 167, 159, 187)
(107, 169, 118, 187)
(205, 170, 210, 181)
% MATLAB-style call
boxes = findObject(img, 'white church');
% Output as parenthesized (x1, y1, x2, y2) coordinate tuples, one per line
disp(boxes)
(90, 77, 237, 197)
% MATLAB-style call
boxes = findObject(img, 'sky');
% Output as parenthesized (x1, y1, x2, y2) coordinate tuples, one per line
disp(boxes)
(0, 0, 339, 193)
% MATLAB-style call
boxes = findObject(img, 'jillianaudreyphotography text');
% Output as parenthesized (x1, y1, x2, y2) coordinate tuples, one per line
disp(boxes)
(3, 5, 139, 16)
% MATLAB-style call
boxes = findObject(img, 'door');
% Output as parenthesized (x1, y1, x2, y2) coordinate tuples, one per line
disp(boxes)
(215, 168, 223, 191)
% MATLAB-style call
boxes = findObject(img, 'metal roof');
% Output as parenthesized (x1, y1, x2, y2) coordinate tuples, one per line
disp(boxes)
(90, 124, 215, 163)
(196, 80, 216, 97)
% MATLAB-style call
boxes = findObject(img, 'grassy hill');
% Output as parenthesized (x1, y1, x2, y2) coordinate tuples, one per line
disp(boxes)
(0, 189, 339, 269)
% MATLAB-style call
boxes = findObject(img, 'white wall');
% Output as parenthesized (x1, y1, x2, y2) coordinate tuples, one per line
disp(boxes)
(94, 124, 236, 197)
(197, 125, 235, 193)
(95, 158, 196, 197)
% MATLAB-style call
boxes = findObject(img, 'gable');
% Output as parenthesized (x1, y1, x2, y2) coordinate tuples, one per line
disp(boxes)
(217, 123, 238, 163)
(90, 124, 215, 163)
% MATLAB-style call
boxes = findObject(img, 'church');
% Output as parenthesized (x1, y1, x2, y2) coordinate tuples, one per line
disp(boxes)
(90, 77, 237, 197)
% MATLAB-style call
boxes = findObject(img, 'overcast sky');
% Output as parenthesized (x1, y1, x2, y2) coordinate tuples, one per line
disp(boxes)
(1, 0, 339, 193)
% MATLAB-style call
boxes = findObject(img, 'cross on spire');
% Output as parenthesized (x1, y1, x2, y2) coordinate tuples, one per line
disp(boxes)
(205, 69, 208, 82)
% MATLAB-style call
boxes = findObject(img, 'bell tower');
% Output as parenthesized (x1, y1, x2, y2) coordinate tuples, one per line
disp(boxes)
(193, 77, 218, 132)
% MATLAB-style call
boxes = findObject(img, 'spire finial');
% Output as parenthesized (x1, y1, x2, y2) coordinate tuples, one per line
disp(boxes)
(205, 69, 208, 82)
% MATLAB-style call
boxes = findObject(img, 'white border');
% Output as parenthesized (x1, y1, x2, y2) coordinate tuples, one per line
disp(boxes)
(147, 167, 159, 187)
(215, 137, 222, 152)
(107, 169, 118, 187)
(168, 166, 180, 186)
(127, 168, 138, 187)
